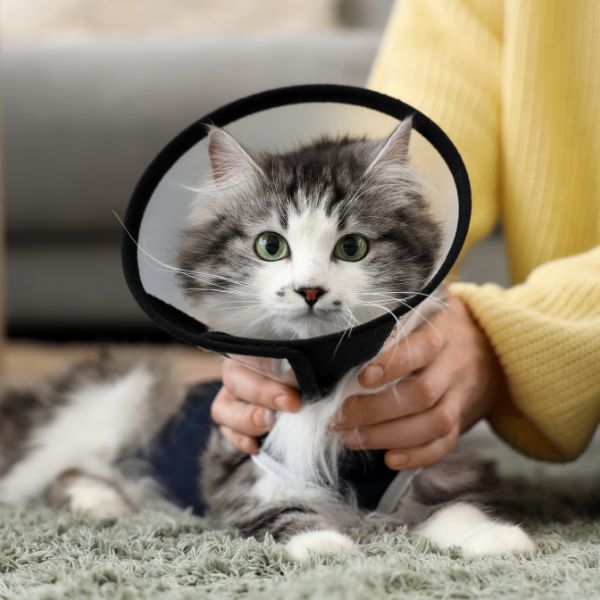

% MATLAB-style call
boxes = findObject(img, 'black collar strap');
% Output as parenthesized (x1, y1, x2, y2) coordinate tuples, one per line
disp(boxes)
(122, 84, 471, 399)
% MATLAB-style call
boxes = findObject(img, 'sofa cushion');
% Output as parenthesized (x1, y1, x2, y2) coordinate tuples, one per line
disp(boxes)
(2, 34, 379, 240)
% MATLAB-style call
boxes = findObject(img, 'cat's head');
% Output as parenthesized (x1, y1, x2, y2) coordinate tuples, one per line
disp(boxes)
(177, 119, 442, 339)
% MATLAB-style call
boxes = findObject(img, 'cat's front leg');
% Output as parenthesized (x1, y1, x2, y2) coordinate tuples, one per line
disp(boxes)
(235, 500, 357, 562)
(237, 473, 358, 561)
(284, 529, 357, 562)
(202, 425, 358, 561)
(416, 502, 535, 557)
(47, 469, 135, 517)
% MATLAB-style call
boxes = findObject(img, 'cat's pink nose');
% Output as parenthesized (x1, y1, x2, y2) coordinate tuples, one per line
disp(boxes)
(295, 287, 327, 306)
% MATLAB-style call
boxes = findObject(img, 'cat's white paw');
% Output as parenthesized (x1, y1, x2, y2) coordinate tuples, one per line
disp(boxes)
(62, 475, 132, 517)
(418, 502, 535, 558)
(285, 530, 357, 561)
(458, 523, 536, 557)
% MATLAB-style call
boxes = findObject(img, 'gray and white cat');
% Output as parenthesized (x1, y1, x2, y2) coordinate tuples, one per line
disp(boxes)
(0, 120, 535, 559)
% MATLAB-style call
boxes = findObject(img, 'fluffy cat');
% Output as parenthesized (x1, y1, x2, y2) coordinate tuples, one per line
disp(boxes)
(0, 121, 535, 560)
(178, 120, 438, 340)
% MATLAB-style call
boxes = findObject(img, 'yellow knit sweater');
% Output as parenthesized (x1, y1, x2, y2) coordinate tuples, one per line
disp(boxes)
(368, 0, 600, 461)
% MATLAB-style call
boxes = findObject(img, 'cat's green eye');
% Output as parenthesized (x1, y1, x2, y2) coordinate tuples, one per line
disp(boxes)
(334, 234, 368, 262)
(255, 232, 289, 261)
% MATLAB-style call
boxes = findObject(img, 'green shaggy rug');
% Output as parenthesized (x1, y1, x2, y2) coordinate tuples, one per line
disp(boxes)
(1, 437, 599, 600)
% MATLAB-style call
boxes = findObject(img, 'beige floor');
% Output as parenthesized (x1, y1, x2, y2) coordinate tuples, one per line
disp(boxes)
(1, 341, 224, 385)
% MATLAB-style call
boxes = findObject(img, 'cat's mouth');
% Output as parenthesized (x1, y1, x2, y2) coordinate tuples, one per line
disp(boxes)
(289, 307, 342, 319)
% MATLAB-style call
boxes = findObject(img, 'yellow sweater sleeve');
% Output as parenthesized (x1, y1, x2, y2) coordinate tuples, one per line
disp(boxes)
(451, 248, 600, 461)
(368, 0, 503, 255)
(368, 0, 600, 461)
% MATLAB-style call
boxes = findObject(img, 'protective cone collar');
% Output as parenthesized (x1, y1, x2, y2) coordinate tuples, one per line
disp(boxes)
(122, 84, 471, 398)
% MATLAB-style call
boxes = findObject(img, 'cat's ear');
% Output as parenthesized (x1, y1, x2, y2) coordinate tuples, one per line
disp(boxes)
(207, 126, 264, 183)
(366, 117, 413, 174)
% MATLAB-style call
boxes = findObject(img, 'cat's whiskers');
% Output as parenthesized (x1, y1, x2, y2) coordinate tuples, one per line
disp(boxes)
(355, 293, 442, 339)
(356, 290, 448, 308)
(354, 299, 401, 330)
(213, 297, 261, 305)
(208, 299, 262, 309)
(142, 257, 260, 297)
(115, 212, 260, 296)
(342, 302, 360, 330)
(330, 303, 359, 358)
(235, 310, 276, 337)
(353, 297, 416, 367)
(180, 267, 254, 289)
(212, 304, 262, 313)
(179, 285, 261, 300)
(174, 267, 260, 299)
(392, 298, 442, 342)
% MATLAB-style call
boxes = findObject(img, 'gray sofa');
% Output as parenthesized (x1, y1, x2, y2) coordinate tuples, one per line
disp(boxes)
(2, 32, 507, 335)
(2, 33, 381, 332)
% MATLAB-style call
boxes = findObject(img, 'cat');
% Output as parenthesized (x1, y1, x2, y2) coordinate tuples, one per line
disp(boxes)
(0, 120, 535, 560)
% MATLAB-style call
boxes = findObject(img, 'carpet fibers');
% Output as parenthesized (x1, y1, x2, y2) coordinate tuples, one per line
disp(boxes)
(1, 442, 599, 600)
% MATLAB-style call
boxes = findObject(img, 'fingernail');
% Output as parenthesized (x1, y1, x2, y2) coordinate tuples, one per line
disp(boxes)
(253, 407, 274, 428)
(264, 408, 275, 424)
(388, 453, 409, 468)
(274, 395, 290, 411)
(361, 365, 384, 385)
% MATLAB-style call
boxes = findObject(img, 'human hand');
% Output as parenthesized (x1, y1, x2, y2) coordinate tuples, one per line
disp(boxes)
(211, 358, 302, 454)
(331, 294, 506, 470)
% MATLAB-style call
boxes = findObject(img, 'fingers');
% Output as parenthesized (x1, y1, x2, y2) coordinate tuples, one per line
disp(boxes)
(339, 389, 460, 451)
(335, 345, 458, 429)
(384, 425, 459, 470)
(333, 373, 446, 430)
(222, 359, 301, 413)
(211, 386, 275, 438)
(358, 325, 444, 388)
(213, 358, 303, 456)
(219, 425, 259, 455)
